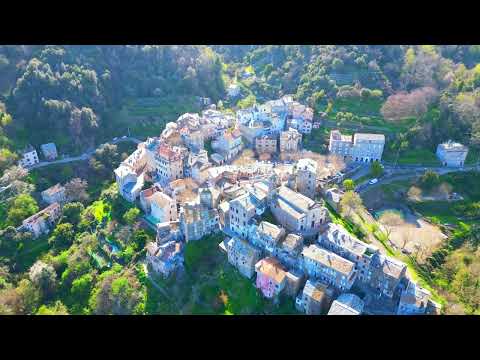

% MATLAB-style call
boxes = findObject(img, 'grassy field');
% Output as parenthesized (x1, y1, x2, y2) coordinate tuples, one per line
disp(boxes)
(15, 235, 51, 272)
(383, 148, 441, 166)
(101, 95, 202, 140)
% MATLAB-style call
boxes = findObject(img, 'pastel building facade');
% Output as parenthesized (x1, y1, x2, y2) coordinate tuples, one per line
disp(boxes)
(255, 257, 287, 299)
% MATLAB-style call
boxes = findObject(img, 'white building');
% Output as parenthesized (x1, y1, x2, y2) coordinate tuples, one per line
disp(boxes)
(21, 202, 62, 238)
(40, 143, 58, 161)
(229, 193, 258, 239)
(329, 130, 385, 162)
(150, 191, 178, 224)
(227, 83, 241, 98)
(328, 293, 364, 315)
(436, 140, 469, 167)
(19, 145, 39, 167)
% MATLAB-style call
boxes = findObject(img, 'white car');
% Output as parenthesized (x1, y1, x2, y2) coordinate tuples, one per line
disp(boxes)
(122, 135, 127, 139)
(113, 137, 118, 141)
(368, 178, 378, 185)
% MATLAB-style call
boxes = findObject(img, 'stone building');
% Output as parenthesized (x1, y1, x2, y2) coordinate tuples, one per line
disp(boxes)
(41, 183, 66, 205)
(397, 280, 441, 315)
(301, 244, 356, 291)
(146, 241, 183, 278)
(248, 221, 286, 255)
(270, 186, 329, 237)
(294, 158, 317, 199)
(40, 143, 58, 161)
(255, 135, 277, 155)
(179, 201, 219, 242)
(318, 223, 379, 283)
(229, 193, 259, 239)
(328, 293, 364, 315)
(279, 128, 302, 153)
(295, 280, 335, 315)
(226, 237, 262, 279)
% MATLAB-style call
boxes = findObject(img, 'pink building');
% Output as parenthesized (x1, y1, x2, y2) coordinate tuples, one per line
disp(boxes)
(255, 257, 287, 299)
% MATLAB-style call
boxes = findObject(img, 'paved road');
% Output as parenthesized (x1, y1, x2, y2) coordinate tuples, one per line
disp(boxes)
(26, 136, 143, 170)
(357, 164, 479, 194)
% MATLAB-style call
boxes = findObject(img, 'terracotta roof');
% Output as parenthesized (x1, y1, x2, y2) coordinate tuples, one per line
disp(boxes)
(303, 280, 331, 302)
(255, 257, 287, 284)
(157, 144, 181, 161)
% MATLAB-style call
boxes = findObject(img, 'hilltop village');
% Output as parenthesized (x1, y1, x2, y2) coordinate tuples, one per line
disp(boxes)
(104, 95, 443, 315)
(11, 94, 472, 314)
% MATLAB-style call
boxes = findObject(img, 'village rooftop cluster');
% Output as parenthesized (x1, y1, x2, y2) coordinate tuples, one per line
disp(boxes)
(15, 94, 470, 315)
(109, 96, 442, 315)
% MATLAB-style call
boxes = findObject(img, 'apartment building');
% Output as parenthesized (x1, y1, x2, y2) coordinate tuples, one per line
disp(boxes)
(21, 202, 62, 238)
(301, 244, 356, 291)
(318, 223, 379, 283)
(255, 257, 288, 299)
(255, 135, 277, 155)
(229, 193, 258, 239)
(329, 130, 385, 162)
(270, 186, 329, 237)
(179, 201, 219, 242)
(295, 279, 335, 315)
(226, 237, 262, 279)
(279, 128, 302, 153)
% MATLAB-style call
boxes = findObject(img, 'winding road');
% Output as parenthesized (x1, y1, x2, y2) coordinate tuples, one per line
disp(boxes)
(356, 164, 479, 194)
(26, 136, 143, 170)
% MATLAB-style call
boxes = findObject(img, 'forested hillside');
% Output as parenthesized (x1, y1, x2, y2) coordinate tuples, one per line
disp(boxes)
(215, 45, 480, 158)
(0, 45, 225, 160)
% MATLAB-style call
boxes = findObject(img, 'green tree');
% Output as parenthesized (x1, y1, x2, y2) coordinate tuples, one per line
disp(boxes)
(419, 170, 440, 190)
(89, 269, 144, 315)
(70, 273, 94, 306)
(48, 223, 75, 248)
(29, 261, 57, 299)
(36, 300, 69, 315)
(237, 94, 256, 109)
(370, 161, 384, 178)
(340, 190, 363, 218)
(62, 202, 85, 226)
(343, 179, 355, 191)
(15, 279, 41, 314)
(0, 148, 18, 172)
(123, 207, 140, 225)
(6, 194, 39, 226)
(132, 229, 149, 250)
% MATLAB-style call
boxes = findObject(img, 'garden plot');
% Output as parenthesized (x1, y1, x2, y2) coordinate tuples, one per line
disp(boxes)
(375, 207, 447, 262)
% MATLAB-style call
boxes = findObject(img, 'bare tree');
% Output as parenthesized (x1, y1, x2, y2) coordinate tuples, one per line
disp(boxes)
(64, 178, 89, 204)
